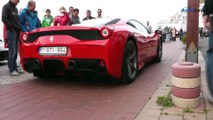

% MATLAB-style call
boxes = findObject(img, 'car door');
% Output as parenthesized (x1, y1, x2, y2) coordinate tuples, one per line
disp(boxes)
(127, 20, 151, 63)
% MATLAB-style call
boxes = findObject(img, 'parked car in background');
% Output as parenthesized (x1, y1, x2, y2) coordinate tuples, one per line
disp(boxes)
(19, 18, 162, 83)
(0, 39, 8, 61)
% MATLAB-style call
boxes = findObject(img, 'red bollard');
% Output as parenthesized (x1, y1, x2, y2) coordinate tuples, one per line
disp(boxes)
(171, 62, 201, 108)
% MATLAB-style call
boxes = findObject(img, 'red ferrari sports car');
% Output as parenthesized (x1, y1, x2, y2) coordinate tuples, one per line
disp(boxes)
(19, 18, 162, 83)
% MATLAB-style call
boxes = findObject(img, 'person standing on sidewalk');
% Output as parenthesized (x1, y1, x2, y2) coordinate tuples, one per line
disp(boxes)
(42, 9, 53, 27)
(68, 8, 80, 25)
(2, 0, 22, 76)
(203, 0, 213, 102)
(199, 27, 204, 38)
(97, 9, 103, 19)
(83, 10, 95, 21)
(54, 7, 70, 26)
(172, 27, 177, 41)
(68, 6, 74, 17)
(146, 21, 153, 34)
(19, 0, 41, 32)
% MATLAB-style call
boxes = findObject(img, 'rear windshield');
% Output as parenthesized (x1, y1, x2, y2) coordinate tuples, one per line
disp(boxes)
(73, 18, 120, 27)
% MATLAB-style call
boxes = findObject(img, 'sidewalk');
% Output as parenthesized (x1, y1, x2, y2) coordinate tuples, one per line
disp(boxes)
(0, 61, 34, 85)
(135, 45, 213, 120)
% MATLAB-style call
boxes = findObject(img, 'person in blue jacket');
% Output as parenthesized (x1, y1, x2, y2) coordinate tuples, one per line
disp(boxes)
(19, 0, 41, 32)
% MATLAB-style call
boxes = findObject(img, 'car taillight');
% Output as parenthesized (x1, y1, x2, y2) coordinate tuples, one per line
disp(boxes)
(100, 27, 113, 39)
(23, 34, 28, 41)
(20, 32, 28, 42)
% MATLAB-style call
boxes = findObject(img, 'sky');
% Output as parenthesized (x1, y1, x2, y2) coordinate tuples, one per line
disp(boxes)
(0, 0, 187, 38)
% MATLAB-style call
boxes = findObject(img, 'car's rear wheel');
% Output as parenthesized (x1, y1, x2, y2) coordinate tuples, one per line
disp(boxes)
(120, 40, 138, 83)
(155, 39, 163, 62)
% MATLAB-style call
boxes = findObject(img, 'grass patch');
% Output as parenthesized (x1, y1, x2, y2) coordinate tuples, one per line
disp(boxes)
(203, 108, 209, 114)
(156, 96, 173, 107)
(181, 34, 187, 44)
(183, 108, 194, 113)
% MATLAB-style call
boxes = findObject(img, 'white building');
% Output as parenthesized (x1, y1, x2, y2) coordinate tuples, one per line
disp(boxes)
(156, 3, 204, 32)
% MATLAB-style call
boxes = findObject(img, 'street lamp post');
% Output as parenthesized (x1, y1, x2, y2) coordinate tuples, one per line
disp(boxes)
(186, 0, 199, 63)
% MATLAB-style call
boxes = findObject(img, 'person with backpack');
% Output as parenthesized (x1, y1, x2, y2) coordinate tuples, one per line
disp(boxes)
(19, 0, 41, 32)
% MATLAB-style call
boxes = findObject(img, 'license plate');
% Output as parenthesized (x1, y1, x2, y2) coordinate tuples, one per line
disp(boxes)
(39, 47, 67, 56)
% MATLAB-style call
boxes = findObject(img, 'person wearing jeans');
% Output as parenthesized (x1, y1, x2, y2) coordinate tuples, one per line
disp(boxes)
(2, 0, 23, 76)
(203, 0, 213, 102)
(7, 31, 19, 74)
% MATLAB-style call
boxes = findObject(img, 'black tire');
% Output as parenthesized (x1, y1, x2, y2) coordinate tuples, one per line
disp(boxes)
(120, 40, 138, 83)
(33, 69, 44, 78)
(155, 39, 163, 62)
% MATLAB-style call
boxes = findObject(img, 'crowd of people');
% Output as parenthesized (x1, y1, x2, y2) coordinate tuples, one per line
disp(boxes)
(28, 3, 103, 28)
(156, 26, 183, 43)
(18, 1, 104, 31)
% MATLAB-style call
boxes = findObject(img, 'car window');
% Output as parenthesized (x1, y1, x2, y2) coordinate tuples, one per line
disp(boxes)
(127, 22, 136, 28)
(127, 20, 149, 34)
(73, 18, 120, 27)
(105, 19, 121, 25)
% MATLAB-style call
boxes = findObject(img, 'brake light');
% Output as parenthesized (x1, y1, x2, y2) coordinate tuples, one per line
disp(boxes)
(20, 32, 28, 42)
(100, 27, 113, 39)
(23, 34, 28, 41)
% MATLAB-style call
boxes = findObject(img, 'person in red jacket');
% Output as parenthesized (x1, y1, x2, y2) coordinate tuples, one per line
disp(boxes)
(54, 7, 70, 26)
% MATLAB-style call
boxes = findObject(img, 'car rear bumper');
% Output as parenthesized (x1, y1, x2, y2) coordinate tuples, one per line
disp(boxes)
(20, 40, 123, 79)
(23, 58, 108, 75)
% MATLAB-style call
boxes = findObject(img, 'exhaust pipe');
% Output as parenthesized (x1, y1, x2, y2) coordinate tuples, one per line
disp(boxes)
(68, 60, 76, 69)
(34, 59, 40, 67)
